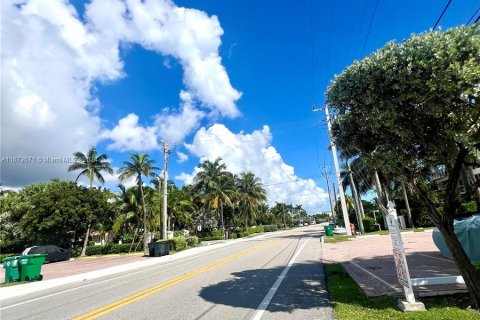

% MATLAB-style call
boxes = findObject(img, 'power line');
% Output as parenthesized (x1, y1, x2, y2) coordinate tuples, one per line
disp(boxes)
(360, 0, 380, 57)
(433, 0, 452, 31)
(475, 14, 480, 24)
(467, 6, 480, 25)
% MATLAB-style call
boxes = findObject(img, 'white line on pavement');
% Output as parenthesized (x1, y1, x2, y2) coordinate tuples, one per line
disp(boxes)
(250, 238, 310, 320)
(349, 261, 402, 292)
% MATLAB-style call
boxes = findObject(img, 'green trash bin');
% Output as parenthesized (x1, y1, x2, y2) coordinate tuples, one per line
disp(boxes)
(324, 225, 334, 236)
(18, 254, 47, 282)
(3, 256, 20, 283)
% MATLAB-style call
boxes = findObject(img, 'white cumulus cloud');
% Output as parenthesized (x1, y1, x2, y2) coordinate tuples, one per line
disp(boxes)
(176, 151, 189, 163)
(2, 0, 240, 186)
(177, 124, 330, 213)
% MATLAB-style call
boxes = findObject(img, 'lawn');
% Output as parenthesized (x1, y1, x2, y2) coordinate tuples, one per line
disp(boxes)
(325, 263, 479, 319)
(324, 235, 355, 243)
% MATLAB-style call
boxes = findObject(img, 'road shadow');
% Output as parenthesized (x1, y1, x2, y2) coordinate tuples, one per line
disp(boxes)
(198, 261, 330, 314)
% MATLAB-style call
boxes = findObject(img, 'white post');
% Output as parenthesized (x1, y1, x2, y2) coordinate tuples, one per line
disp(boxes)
(386, 202, 425, 311)
(324, 105, 351, 235)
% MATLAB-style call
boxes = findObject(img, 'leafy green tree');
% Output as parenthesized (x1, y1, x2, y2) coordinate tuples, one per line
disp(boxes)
(10, 180, 114, 251)
(118, 154, 159, 255)
(235, 172, 267, 230)
(68, 147, 114, 256)
(193, 158, 234, 238)
(327, 26, 480, 307)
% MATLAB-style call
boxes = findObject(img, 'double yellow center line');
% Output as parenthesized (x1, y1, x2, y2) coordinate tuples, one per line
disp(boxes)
(73, 240, 275, 320)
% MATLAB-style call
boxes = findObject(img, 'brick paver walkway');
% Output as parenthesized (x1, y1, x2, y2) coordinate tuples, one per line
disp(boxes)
(322, 232, 467, 297)
(1, 254, 147, 283)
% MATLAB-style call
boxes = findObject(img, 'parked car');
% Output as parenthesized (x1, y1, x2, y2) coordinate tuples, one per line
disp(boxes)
(22, 245, 72, 263)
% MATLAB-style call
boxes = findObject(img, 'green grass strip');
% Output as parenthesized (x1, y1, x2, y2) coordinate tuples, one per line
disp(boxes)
(325, 263, 478, 319)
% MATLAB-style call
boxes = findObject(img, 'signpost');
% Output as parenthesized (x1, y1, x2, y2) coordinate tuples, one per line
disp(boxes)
(386, 201, 425, 311)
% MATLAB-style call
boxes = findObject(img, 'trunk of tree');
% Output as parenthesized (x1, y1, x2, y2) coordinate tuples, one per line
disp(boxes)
(348, 163, 365, 233)
(402, 182, 414, 228)
(139, 182, 148, 256)
(220, 199, 225, 239)
(80, 221, 91, 257)
(438, 221, 480, 309)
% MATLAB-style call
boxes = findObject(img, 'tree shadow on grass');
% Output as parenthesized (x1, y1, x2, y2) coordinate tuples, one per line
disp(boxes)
(198, 261, 330, 314)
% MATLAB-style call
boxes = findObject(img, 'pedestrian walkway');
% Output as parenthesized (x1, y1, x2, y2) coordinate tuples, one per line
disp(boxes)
(322, 232, 467, 297)
(0, 253, 147, 283)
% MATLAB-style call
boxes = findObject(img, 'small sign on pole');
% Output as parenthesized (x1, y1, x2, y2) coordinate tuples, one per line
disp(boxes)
(386, 201, 419, 308)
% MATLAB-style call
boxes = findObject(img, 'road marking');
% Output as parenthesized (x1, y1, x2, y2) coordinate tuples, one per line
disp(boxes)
(417, 253, 454, 263)
(250, 238, 310, 320)
(72, 240, 275, 320)
(348, 261, 402, 292)
(0, 238, 260, 310)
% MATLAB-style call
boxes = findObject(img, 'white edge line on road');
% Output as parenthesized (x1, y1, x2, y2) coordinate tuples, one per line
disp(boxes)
(250, 238, 310, 320)
(349, 261, 402, 292)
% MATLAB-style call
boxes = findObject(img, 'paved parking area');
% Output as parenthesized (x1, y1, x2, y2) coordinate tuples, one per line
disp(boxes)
(322, 232, 467, 297)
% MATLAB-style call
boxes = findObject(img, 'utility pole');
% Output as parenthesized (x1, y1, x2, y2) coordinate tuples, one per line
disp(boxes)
(314, 105, 351, 235)
(322, 167, 336, 223)
(161, 140, 171, 240)
(347, 162, 365, 233)
(282, 203, 286, 229)
(332, 182, 337, 226)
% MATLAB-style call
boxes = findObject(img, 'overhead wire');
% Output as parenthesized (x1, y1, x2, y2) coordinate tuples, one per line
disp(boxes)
(360, 0, 380, 57)
(467, 6, 480, 25)
(433, 0, 452, 30)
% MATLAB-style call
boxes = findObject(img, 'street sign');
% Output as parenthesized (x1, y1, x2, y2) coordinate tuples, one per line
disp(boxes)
(386, 202, 415, 303)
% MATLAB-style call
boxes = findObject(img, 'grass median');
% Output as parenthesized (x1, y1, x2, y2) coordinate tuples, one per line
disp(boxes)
(325, 263, 478, 319)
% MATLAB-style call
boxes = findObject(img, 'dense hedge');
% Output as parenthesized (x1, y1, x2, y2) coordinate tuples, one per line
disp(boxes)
(362, 217, 376, 233)
(171, 237, 187, 251)
(186, 236, 199, 247)
(263, 225, 278, 232)
(199, 230, 224, 241)
(85, 243, 143, 256)
(247, 226, 264, 234)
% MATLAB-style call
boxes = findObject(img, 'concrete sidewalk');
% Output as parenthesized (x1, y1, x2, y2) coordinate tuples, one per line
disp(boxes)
(322, 232, 467, 298)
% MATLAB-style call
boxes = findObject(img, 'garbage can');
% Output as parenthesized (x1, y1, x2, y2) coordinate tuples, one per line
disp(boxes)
(324, 225, 333, 236)
(148, 241, 170, 257)
(3, 256, 20, 283)
(18, 254, 47, 282)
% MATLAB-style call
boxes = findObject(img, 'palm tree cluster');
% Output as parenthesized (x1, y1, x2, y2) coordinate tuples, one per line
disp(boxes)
(67, 149, 283, 255)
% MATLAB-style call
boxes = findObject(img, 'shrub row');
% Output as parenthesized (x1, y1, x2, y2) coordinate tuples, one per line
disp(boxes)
(362, 217, 376, 233)
(247, 226, 264, 234)
(85, 243, 143, 256)
(199, 230, 224, 241)
(263, 225, 278, 232)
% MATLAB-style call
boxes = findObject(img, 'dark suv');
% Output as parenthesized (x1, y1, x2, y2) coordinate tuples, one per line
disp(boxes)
(22, 245, 72, 262)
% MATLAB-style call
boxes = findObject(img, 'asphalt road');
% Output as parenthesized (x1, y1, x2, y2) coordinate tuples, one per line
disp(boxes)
(0, 225, 332, 320)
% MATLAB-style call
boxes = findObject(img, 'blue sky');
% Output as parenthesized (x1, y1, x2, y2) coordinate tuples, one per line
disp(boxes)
(2, 0, 479, 213)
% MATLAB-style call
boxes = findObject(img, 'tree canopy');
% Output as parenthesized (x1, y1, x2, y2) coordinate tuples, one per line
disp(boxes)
(327, 25, 480, 308)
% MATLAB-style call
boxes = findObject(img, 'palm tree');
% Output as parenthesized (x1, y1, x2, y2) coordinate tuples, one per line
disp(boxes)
(68, 147, 113, 189)
(118, 154, 159, 255)
(235, 172, 267, 230)
(68, 147, 113, 256)
(193, 158, 234, 238)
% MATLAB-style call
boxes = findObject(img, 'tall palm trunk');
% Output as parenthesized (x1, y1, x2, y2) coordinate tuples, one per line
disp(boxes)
(139, 178, 148, 255)
(220, 199, 225, 239)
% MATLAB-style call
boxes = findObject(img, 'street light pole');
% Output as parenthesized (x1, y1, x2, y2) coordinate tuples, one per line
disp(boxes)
(314, 105, 352, 235)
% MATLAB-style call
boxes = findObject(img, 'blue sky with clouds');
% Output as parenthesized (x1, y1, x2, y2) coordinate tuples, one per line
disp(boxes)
(2, 0, 478, 213)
